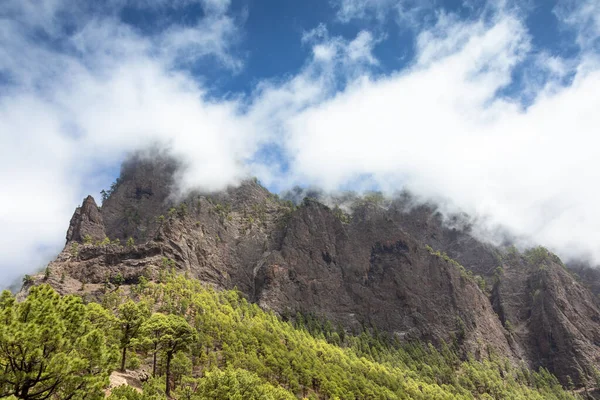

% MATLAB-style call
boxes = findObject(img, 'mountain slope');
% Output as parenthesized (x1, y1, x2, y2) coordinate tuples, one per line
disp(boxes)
(4, 273, 580, 399)
(20, 153, 600, 388)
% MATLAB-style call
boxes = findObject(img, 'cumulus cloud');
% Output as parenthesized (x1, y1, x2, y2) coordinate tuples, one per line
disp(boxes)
(302, 25, 379, 69)
(2, 0, 600, 287)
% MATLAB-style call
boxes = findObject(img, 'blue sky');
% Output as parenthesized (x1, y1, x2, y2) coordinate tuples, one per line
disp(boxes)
(1, 0, 600, 285)
(94, 0, 578, 98)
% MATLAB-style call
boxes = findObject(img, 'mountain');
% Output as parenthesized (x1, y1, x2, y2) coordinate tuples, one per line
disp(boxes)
(19, 152, 600, 391)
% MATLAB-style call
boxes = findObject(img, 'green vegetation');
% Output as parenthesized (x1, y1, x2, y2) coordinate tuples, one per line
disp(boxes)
(0, 286, 113, 399)
(22, 275, 33, 285)
(177, 204, 188, 218)
(213, 202, 231, 220)
(332, 205, 351, 224)
(525, 246, 551, 266)
(100, 177, 122, 204)
(1, 274, 579, 399)
(425, 245, 477, 285)
(112, 272, 125, 286)
(524, 246, 566, 270)
(504, 320, 515, 335)
(71, 242, 79, 256)
(161, 257, 176, 270)
(117, 301, 150, 372)
(168, 207, 177, 220)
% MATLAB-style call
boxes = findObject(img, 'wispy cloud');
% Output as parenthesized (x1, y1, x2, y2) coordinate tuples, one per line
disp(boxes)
(554, 0, 600, 50)
(333, 0, 436, 29)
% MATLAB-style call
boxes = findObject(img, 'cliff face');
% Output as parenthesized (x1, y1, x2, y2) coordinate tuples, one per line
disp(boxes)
(24, 155, 600, 386)
(254, 199, 513, 359)
(66, 195, 106, 243)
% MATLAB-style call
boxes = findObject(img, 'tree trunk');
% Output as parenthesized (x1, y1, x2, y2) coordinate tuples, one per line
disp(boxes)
(21, 385, 29, 399)
(165, 352, 172, 397)
(152, 343, 158, 377)
(120, 346, 127, 372)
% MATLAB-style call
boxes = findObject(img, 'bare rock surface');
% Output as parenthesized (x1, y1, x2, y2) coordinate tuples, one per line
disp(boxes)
(66, 195, 106, 243)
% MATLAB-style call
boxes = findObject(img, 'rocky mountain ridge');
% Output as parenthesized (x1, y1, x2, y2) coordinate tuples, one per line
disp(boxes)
(20, 154, 600, 388)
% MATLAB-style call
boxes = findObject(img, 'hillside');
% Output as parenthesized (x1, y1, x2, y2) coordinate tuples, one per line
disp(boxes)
(1, 273, 580, 399)
(11, 153, 600, 397)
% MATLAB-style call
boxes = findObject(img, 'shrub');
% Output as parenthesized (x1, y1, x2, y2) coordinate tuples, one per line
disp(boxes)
(113, 273, 124, 286)
(333, 205, 350, 224)
(525, 246, 550, 266)
(177, 204, 188, 218)
(126, 351, 141, 370)
(505, 320, 515, 334)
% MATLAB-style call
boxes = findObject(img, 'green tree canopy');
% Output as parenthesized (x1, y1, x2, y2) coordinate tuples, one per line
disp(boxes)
(116, 300, 150, 372)
(158, 314, 196, 396)
(0, 285, 114, 400)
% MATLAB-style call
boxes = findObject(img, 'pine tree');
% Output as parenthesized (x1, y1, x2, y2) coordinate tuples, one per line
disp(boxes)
(116, 300, 150, 372)
(139, 313, 169, 378)
(0, 285, 113, 399)
(159, 315, 196, 396)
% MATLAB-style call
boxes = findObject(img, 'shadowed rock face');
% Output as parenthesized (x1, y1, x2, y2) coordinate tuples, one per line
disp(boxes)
(31, 153, 600, 386)
(100, 152, 180, 242)
(491, 253, 600, 384)
(253, 200, 513, 359)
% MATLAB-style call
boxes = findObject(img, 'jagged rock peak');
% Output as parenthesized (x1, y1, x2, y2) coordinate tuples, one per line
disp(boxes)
(66, 195, 105, 244)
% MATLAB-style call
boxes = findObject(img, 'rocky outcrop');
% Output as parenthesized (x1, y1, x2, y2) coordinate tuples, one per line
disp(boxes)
(66, 195, 106, 243)
(100, 152, 179, 242)
(493, 256, 600, 384)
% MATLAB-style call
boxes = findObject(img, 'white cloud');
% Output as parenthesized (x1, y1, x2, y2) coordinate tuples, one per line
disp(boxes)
(160, 15, 243, 71)
(0, 0, 249, 285)
(266, 11, 600, 263)
(302, 23, 329, 44)
(301, 25, 379, 73)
